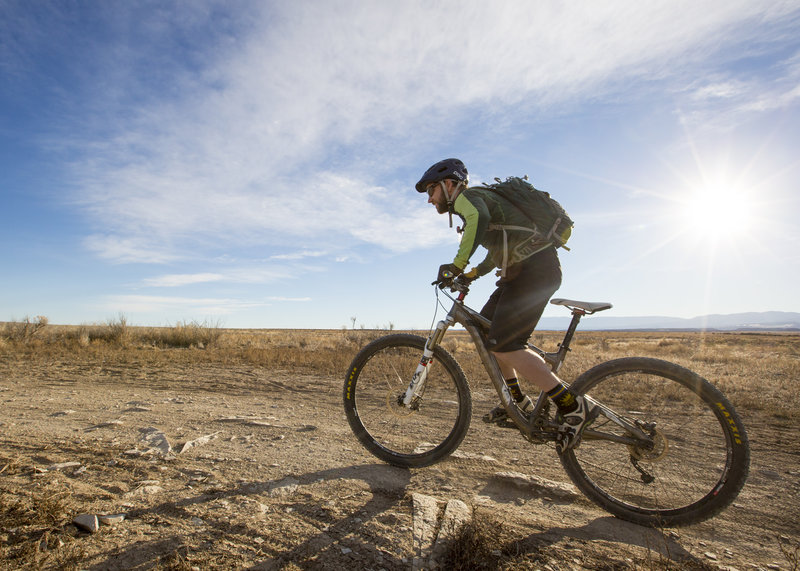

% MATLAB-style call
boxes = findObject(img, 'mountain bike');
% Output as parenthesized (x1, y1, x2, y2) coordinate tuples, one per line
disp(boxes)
(343, 278, 750, 526)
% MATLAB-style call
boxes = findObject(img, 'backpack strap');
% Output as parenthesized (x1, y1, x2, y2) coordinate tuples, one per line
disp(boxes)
(487, 223, 537, 278)
(487, 223, 534, 233)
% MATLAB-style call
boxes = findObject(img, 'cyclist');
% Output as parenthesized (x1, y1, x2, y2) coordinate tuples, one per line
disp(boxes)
(416, 158, 598, 452)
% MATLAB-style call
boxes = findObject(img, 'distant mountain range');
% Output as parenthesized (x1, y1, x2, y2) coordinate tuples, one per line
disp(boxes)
(538, 311, 800, 331)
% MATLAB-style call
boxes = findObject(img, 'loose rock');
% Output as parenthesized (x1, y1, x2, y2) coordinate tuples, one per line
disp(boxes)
(139, 427, 172, 457)
(47, 461, 82, 471)
(85, 420, 123, 432)
(268, 477, 299, 497)
(98, 514, 126, 525)
(73, 514, 99, 533)
(493, 471, 580, 500)
(451, 450, 498, 462)
(412, 493, 440, 570)
(430, 499, 471, 566)
(179, 431, 221, 454)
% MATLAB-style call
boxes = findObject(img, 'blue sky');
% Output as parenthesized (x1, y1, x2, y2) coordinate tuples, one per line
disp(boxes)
(2, 1, 799, 330)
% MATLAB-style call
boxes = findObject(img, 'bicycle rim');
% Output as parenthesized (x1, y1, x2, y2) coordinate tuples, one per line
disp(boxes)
(343, 334, 471, 468)
(561, 357, 749, 526)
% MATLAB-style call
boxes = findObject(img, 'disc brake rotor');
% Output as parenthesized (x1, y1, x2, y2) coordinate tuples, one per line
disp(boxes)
(387, 391, 417, 418)
(628, 427, 668, 461)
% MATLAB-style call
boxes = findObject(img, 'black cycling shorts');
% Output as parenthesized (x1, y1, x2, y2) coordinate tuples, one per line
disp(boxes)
(479, 247, 562, 353)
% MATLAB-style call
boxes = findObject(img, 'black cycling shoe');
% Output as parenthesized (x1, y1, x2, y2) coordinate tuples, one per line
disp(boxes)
(482, 396, 533, 425)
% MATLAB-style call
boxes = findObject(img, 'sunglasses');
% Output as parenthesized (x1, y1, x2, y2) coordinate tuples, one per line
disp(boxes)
(426, 184, 438, 197)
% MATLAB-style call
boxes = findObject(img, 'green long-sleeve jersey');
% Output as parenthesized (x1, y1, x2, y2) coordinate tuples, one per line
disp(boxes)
(451, 187, 552, 276)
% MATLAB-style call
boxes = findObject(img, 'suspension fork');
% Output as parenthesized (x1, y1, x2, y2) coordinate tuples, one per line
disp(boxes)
(400, 313, 455, 407)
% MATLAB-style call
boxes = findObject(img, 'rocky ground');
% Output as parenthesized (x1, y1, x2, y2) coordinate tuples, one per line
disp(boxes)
(1, 355, 798, 570)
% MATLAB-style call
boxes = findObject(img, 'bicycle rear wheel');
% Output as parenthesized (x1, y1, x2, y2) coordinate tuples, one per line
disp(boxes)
(560, 357, 749, 527)
(343, 334, 471, 468)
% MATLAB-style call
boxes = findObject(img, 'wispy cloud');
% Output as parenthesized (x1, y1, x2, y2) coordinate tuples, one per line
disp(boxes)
(680, 48, 800, 130)
(141, 266, 297, 287)
(102, 295, 268, 316)
(270, 250, 327, 261)
(51, 1, 800, 266)
(84, 234, 180, 264)
(690, 81, 749, 101)
(141, 273, 225, 287)
(102, 293, 309, 317)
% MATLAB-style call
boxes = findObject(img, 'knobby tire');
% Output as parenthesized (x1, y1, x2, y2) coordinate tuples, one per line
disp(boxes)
(343, 334, 472, 468)
(559, 357, 750, 526)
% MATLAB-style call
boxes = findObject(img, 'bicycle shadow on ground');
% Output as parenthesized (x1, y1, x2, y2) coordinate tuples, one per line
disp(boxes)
(86, 464, 412, 571)
(512, 517, 700, 564)
(478, 475, 577, 506)
(247, 464, 413, 570)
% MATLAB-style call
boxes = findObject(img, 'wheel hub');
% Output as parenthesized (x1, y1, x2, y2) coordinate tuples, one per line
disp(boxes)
(628, 427, 668, 461)
(387, 391, 417, 417)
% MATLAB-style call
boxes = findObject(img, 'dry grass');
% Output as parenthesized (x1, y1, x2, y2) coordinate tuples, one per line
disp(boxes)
(0, 318, 389, 381)
(780, 536, 800, 571)
(1, 318, 798, 421)
(1, 315, 49, 343)
(438, 508, 508, 570)
(0, 486, 87, 570)
(439, 509, 720, 570)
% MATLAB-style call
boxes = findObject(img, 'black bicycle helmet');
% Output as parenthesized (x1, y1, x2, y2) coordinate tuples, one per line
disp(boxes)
(415, 158, 468, 192)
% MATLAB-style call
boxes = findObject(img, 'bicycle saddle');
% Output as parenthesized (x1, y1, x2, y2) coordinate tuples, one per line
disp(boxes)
(550, 298, 613, 314)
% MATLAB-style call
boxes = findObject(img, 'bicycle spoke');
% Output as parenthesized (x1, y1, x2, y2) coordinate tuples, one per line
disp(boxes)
(343, 334, 471, 468)
(561, 358, 749, 526)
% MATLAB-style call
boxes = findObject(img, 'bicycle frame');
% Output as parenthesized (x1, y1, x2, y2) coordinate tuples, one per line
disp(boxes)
(401, 282, 654, 446)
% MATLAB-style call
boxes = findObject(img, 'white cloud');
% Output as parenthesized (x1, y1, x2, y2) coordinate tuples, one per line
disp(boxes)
(103, 294, 266, 315)
(690, 81, 747, 101)
(84, 234, 180, 264)
(103, 293, 311, 317)
(678, 48, 800, 131)
(270, 250, 327, 261)
(141, 266, 296, 287)
(141, 273, 225, 287)
(65, 1, 800, 264)
(740, 82, 800, 113)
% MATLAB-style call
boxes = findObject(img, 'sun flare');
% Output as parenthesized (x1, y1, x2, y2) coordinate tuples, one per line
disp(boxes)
(680, 179, 752, 241)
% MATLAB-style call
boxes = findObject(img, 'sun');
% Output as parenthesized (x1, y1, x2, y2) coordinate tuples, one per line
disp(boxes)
(679, 178, 753, 242)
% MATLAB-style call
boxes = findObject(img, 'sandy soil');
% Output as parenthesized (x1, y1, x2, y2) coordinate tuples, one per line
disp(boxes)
(0, 354, 797, 570)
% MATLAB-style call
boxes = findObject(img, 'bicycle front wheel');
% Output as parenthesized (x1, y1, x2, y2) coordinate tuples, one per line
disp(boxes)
(560, 357, 749, 527)
(343, 334, 471, 468)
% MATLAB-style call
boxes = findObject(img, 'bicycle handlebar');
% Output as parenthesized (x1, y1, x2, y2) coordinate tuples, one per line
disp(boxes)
(434, 275, 472, 301)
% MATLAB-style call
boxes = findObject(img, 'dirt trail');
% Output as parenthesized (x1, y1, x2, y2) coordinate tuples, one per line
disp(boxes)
(0, 357, 797, 570)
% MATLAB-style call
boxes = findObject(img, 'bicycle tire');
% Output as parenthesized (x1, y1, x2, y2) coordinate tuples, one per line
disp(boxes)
(343, 334, 472, 468)
(560, 357, 749, 527)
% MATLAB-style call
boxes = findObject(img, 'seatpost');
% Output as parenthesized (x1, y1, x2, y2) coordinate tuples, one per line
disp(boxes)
(556, 309, 584, 361)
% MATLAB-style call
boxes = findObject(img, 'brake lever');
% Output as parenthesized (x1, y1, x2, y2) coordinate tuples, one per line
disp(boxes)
(450, 276, 472, 294)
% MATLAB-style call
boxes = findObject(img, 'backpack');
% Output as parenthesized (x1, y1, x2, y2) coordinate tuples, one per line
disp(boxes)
(480, 176, 573, 251)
